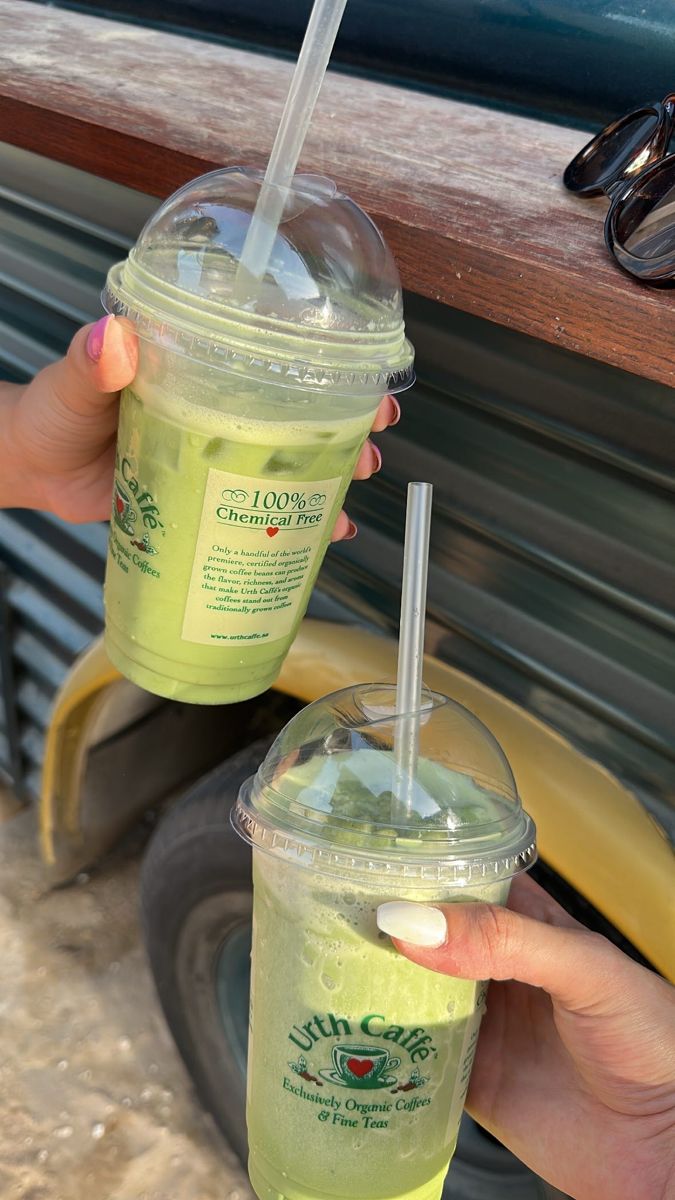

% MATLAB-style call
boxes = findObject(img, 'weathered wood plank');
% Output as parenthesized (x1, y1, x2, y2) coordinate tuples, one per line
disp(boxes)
(1, 2, 673, 388)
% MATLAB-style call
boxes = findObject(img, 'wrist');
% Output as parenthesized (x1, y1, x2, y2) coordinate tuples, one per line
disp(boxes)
(0, 385, 44, 510)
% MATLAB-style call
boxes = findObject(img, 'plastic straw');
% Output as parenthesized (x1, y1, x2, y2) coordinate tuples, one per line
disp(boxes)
(394, 482, 433, 813)
(237, 0, 349, 283)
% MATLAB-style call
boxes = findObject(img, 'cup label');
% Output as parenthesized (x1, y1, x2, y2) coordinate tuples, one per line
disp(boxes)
(272, 1003, 480, 1143)
(181, 468, 342, 646)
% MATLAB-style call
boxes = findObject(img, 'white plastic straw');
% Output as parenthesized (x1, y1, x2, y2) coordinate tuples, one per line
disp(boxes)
(237, 0, 349, 282)
(394, 482, 433, 812)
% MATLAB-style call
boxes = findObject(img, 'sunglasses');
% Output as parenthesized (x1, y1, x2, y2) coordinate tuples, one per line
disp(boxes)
(563, 95, 675, 284)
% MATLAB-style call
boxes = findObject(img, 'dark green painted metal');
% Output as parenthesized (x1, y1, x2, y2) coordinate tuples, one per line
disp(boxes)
(0, 142, 673, 840)
(36, 0, 675, 127)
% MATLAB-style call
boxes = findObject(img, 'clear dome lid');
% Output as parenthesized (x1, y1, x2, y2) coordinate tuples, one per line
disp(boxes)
(103, 168, 414, 395)
(233, 684, 536, 885)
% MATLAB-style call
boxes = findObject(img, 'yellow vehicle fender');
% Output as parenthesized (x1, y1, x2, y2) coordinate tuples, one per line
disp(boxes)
(41, 620, 674, 979)
(41, 638, 157, 877)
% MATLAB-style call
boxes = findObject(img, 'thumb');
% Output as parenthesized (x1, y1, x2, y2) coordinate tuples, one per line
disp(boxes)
(376, 879, 641, 1015)
(47, 315, 138, 417)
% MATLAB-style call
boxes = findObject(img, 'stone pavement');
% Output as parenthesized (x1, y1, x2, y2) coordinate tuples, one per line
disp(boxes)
(0, 788, 252, 1200)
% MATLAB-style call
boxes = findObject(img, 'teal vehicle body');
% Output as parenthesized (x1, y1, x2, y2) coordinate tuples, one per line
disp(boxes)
(42, 0, 675, 124)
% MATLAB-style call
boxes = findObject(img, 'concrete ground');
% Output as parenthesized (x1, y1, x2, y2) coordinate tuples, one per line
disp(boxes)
(0, 786, 253, 1200)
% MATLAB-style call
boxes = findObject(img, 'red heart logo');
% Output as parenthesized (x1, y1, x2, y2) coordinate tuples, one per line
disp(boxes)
(266, 527, 280, 538)
(346, 1058, 374, 1078)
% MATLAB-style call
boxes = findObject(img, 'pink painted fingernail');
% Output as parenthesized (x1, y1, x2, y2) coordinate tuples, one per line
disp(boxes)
(86, 315, 114, 362)
(344, 520, 358, 541)
(371, 443, 382, 472)
(388, 397, 401, 426)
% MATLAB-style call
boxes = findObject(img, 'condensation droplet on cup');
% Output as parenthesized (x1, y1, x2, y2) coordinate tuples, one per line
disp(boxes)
(320, 973, 336, 991)
(56, 1059, 68, 1071)
(118, 1036, 131, 1052)
(301, 950, 316, 968)
(36, 1149, 49, 1164)
(78, 1069, 93, 1083)
(140, 1087, 153, 1102)
(91, 1122, 106, 1140)
(53, 1125, 73, 1140)
(122, 1097, 133, 1109)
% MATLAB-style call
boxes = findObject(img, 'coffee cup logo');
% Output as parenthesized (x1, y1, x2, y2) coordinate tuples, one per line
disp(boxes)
(319, 1044, 401, 1090)
(113, 481, 137, 535)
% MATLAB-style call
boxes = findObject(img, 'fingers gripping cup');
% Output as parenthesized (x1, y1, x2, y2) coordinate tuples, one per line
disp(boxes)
(233, 683, 536, 1200)
(102, 168, 414, 704)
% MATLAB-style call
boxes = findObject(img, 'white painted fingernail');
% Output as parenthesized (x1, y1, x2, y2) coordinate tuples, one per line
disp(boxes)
(377, 902, 447, 948)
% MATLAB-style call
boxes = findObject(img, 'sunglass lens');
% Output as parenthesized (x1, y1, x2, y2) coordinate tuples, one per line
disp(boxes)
(611, 157, 675, 266)
(564, 109, 660, 195)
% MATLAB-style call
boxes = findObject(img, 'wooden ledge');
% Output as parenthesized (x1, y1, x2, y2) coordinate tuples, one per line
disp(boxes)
(1, 1, 673, 388)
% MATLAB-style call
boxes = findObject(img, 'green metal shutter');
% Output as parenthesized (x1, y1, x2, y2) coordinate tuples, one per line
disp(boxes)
(0, 141, 673, 840)
(0, 144, 154, 799)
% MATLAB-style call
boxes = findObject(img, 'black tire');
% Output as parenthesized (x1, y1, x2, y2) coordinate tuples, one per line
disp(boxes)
(140, 739, 269, 1160)
(141, 746, 560, 1200)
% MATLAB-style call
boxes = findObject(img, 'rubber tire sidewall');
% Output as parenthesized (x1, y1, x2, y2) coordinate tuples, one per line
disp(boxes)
(140, 739, 270, 1160)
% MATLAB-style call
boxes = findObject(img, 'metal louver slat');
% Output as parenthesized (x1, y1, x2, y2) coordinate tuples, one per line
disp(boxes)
(7, 579, 95, 659)
(0, 512, 104, 624)
(38, 511, 109, 557)
(16, 676, 53, 728)
(0, 141, 153, 247)
(0, 314, 56, 379)
(0, 505, 106, 795)
(23, 766, 43, 800)
(0, 568, 25, 796)
(12, 631, 70, 691)
(0, 195, 112, 324)
(20, 724, 45, 768)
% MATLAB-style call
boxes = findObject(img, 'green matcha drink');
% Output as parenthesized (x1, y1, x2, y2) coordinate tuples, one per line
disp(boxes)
(105, 371, 376, 703)
(102, 168, 413, 704)
(233, 685, 536, 1200)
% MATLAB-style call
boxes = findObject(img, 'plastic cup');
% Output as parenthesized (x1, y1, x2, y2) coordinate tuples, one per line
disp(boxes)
(101, 169, 414, 704)
(232, 683, 536, 1200)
